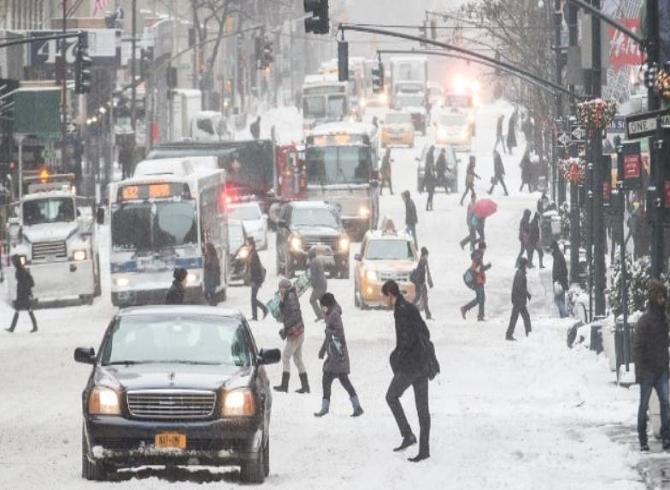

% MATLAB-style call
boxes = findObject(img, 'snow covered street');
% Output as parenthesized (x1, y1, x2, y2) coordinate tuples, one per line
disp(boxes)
(0, 102, 647, 489)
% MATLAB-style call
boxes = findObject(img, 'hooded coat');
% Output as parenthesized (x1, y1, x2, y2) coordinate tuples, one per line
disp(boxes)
(389, 295, 431, 375)
(552, 247, 569, 291)
(14, 266, 35, 310)
(318, 304, 351, 374)
(279, 287, 304, 336)
(633, 303, 669, 380)
(511, 267, 529, 307)
(166, 280, 185, 305)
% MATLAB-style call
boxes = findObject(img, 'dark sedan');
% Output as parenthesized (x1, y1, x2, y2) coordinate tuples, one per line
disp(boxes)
(75, 306, 280, 483)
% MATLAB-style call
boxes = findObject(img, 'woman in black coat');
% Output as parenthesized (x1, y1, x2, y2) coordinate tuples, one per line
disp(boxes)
(6, 255, 38, 333)
(314, 293, 363, 418)
(528, 212, 544, 268)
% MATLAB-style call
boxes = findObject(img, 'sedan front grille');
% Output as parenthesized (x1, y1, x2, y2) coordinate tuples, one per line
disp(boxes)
(32, 241, 67, 261)
(127, 390, 217, 420)
(379, 271, 410, 282)
(303, 236, 339, 250)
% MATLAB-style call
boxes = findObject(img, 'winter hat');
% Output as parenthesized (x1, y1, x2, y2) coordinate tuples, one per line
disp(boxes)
(278, 278, 292, 289)
(173, 268, 188, 281)
(320, 292, 336, 307)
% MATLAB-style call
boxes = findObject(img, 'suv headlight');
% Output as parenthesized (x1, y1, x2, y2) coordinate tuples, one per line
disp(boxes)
(114, 277, 129, 287)
(221, 389, 256, 417)
(366, 269, 378, 282)
(339, 236, 350, 252)
(88, 387, 121, 415)
(187, 272, 199, 284)
(359, 206, 370, 218)
(72, 249, 87, 261)
(290, 235, 303, 252)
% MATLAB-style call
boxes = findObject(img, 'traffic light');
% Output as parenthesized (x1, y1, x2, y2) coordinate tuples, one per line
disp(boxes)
(262, 39, 274, 69)
(338, 41, 348, 82)
(419, 22, 427, 47)
(304, 0, 329, 35)
(372, 61, 384, 94)
(644, 62, 659, 89)
(140, 48, 153, 79)
(75, 33, 92, 94)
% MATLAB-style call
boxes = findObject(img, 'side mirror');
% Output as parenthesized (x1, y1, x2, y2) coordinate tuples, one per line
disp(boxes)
(257, 348, 281, 365)
(74, 347, 96, 364)
(354, 253, 362, 261)
(96, 207, 105, 225)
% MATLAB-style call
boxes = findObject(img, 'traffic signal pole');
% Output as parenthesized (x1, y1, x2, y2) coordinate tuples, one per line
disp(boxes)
(61, 0, 68, 171)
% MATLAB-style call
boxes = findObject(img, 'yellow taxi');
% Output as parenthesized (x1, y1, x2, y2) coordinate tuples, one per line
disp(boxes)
(353, 223, 419, 309)
(381, 111, 415, 148)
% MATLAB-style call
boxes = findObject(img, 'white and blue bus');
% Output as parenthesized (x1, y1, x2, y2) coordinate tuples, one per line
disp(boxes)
(106, 158, 228, 307)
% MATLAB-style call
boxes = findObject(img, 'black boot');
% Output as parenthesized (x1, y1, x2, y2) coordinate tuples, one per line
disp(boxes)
(273, 372, 289, 392)
(409, 427, 430, 462)
(6, 311, 18, 332)
(295, 372, 310, 394)
(29, 311, 37, 333)
(393, 434, 416, 452)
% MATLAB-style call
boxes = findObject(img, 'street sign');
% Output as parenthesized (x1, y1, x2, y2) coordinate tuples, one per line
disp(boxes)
(625, 108, 670, 139)
(558, 132, 571, 146)
(571, 126, 586, 141)
(607, 115, 626, 134)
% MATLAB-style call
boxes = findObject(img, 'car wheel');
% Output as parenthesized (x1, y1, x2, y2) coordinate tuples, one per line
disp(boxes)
(263, 435, 270, 477)
(81, 429, 108, 481)
(240, 434, 267, 483)
(354, 286, 361, 308)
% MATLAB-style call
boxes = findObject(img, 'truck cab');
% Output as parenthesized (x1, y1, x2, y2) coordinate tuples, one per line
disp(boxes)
(5, 174, 100, 305)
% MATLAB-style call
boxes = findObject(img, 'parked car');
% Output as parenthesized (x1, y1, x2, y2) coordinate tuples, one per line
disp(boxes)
(381, 110, 415, 148)
(416, 143, 459, 194)
(354, 226, 418, 309)
(275, 201, 350, 279)
(228, 219, 250, 284)
(75, 306, 280, 483)
(228, 201, 268, 250)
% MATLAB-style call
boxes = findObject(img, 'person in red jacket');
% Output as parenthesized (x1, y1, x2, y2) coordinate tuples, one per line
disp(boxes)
(461, 242, 491, 321)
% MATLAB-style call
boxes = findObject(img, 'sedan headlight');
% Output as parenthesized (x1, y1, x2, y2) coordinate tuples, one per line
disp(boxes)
(72, 249, 87, 261)
(187, 272, 199, 284)
(366, 269, 378, 282)
(221, 388, 256, 417)
(88, 387, 121, 415)
(359, 206, 371, 218)
(339, 236, 350, 252)
(114, 277, 129, 288)
(290, 235, 303, 252)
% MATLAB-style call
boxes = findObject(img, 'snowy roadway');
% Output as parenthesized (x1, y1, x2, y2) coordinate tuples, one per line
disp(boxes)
(0, 102, 645, 489)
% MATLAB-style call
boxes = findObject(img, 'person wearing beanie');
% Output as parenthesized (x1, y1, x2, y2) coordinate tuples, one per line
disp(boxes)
(166, 268, 188, 305)
(314, 292, 363, 418)
(274, 277, 309, 394)
(505, 257, 532, 340)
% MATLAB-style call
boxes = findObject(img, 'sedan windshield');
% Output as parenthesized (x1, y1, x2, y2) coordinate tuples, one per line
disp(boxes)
(365, 240, 414, 260)
(101, 315, 252, 367)
(111, 201, 198, 251)
(292, 208, 339, 228)
(23, 198, 75, 225)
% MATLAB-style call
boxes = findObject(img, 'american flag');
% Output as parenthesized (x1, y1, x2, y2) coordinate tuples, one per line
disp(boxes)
(92, 0, 111, 16)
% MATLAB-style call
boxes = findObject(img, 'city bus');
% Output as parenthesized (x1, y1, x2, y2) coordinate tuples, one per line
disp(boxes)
(304, 122, 379, 240)
(302, 74, 349, 136)
(105, 158, 228, 307)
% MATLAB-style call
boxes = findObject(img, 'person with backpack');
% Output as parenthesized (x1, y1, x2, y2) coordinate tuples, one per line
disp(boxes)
(313, 292, 364, 418)
(460, 242, 490, 321)
(412, 247, 434, 320)
(308, 248, 327, 322)
(248, 237, 268, 321)
(6, 255, 38, 333)
(505, 257, 532, 340)
(382, 280, 438, 463)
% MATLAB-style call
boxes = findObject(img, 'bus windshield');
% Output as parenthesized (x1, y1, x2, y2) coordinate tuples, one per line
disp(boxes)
(303, 95, 346, 120)
(23, 197, 75, 225)
(306, 146, 373, 185)
(111, 200, 198, 251)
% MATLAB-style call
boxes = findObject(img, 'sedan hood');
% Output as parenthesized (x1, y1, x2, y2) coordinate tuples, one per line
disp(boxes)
(292, 226, 340, 237)
(96, 363, 253, 392)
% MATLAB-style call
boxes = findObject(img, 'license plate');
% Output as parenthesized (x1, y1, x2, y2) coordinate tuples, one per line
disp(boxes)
(155, 432, 186, 449)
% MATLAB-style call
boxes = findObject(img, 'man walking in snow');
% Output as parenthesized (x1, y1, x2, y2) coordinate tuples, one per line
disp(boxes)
(488, 149, 508, 196)
(494, 114, 507, 154)
(633, 279, 670, 451)
(402, 190, 418, 248)
(382, 280, 432, 462)
(505, 257, 532, 340)
(308, 248, 327, 322)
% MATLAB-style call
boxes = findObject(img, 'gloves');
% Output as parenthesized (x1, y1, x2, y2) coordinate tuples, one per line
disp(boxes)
(318, 350, 325, 360)
(278, 328, 287, 340)
(527, 293, 532, 301)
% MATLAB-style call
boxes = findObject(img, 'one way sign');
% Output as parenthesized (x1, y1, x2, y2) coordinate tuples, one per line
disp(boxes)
(625, 108, 670, 139)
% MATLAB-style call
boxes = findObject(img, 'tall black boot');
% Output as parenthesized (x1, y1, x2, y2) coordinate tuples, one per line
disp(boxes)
(6, 311, 19, 332)
(295, 372, 310, 394)
(28, 311, 38, 333)
(273, 372, 289, 392)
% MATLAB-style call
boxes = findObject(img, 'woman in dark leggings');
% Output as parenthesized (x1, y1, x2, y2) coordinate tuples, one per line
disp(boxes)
(6, 254, 37, 333)
(314, 293, 364, 418)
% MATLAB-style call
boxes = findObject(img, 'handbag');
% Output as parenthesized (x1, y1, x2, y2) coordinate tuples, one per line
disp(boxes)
(419, 333, 440, 380)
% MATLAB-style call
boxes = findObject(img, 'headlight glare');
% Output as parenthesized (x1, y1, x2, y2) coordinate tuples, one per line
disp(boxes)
(72, 249, 87, 261)
(88, 387, 121, 415)
(339, 236, 350, 252)
(237, 246, 249, 260)
(366, 269, 378, 282)
(359, 206, 371, 218)
(115, 277, 129, 287)
(290, 236, 303, 252)
(187, 272, 198, 283)
(221, 389, 256, 417)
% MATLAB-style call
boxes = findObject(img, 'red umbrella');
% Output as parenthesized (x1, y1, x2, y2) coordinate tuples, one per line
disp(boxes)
(472, 198, 498, 219)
